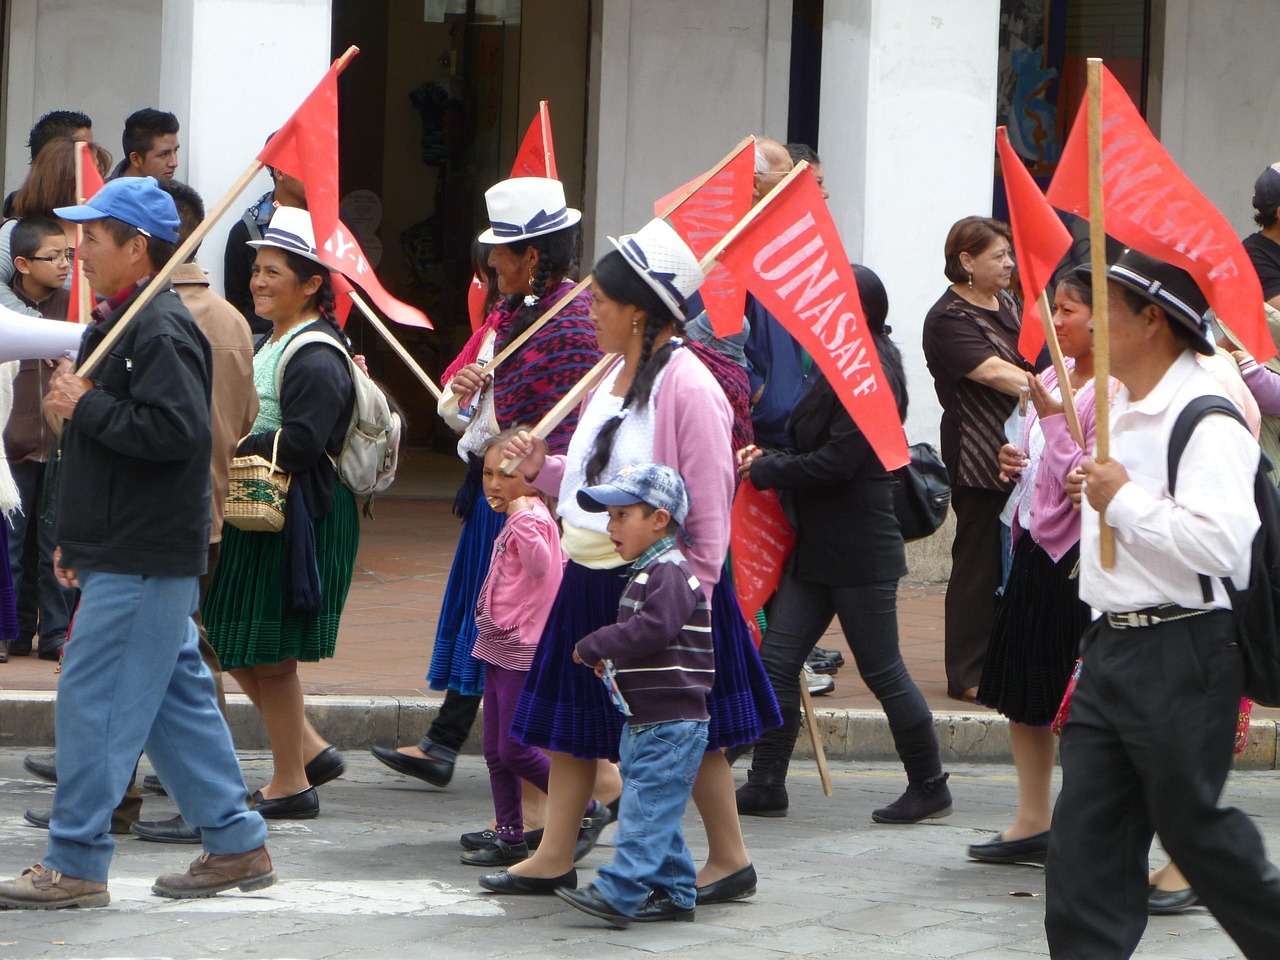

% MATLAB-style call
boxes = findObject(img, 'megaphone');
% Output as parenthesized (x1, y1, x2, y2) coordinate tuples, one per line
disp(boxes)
(0, 304, 84, 363)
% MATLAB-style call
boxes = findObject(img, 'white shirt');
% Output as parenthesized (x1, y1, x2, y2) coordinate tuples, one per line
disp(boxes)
(1079, 351, 1260, 613)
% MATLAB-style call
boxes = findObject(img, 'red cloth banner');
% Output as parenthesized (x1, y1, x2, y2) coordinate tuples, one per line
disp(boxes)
(1047, 63, 1273, 361)
(510, 101, 557, 179)
(69, 142, 107, 323)
(657, 143, 754, 336)
(323, 221, 431, 329)
(330, 271, 355, 329)
(730, 481, 794, 645)
(715, 166, 911, 470)
(997, 126, 1074, 362)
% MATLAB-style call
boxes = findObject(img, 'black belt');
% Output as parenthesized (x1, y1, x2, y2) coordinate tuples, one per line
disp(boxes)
(1104, 604, 1214, 630)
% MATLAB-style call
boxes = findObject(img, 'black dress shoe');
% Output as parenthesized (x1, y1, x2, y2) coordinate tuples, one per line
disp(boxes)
(1149, 886, 1200, 915)
(555, 884, 631, 928)
(460, 839, 529, 867)
(141, 774, 167, 796)
(37, 643, 63, 662)
(633, 889, 696, 922)
(131, 815, 201, 844)
(251, 787, 319, 820)
(369, 742, 455, 787)
(966, 830, 1049, 865)
(22, 753, 57, 783)
(478, 868, 576, 895)
(696, 864, 757, 904)
(461, 829, 497, 851)
(304, 746, 346, 787)
(23, 808, 50, 829)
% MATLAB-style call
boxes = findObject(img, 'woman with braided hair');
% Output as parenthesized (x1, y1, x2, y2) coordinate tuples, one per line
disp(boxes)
(481, 219, 779, 916)
(203, 208, 360, 820)
(371, 179, 607, 813)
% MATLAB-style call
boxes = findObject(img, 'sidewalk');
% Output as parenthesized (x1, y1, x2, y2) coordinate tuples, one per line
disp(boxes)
(2, 496, 1278, 766)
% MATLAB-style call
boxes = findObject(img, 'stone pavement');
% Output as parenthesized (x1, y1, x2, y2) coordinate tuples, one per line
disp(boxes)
(2, 497, 1279, 767)
(0, 748, 1274, 959)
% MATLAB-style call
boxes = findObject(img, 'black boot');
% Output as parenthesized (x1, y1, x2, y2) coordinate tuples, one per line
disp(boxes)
(873, 717, 952, 824)
(735, 770, 789, 818)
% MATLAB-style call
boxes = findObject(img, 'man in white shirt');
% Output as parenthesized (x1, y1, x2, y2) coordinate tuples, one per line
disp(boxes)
(1045, 249, 1280, 959)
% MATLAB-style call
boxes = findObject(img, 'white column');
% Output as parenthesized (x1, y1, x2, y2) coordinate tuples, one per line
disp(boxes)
(819, 0, 1000, 446)
(160, 0, 332, 298)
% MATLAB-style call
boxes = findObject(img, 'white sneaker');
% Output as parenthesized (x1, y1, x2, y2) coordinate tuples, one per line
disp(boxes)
(804, 663, 835, 696)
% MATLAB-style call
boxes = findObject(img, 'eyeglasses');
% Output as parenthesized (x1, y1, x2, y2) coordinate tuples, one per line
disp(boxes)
(27, 250, 74, 265)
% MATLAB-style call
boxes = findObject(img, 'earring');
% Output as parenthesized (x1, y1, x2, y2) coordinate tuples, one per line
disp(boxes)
(967, 272, 974, 291)
(631, 319, 639, 335)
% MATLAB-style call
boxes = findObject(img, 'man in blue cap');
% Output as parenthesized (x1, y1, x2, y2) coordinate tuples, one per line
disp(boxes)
(0, 177, 274, 909)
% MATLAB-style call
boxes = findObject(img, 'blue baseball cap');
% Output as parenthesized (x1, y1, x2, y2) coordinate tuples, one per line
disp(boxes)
(577, 462, 691, 528)
(55, 176, 181, 243)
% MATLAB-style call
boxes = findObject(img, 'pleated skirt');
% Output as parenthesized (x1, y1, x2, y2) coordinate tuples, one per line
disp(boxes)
(0, 521, 18, 640)
(510, 561, 782, 761)
(977, 536, 1090, 726)
(426, 493, 504, 696)
(203, 484, 360, 671)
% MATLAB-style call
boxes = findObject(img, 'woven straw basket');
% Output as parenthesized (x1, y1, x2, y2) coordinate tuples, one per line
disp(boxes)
(225, 430, 290, 532)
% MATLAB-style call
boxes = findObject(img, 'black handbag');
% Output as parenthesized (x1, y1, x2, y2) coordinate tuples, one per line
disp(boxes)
(891, 442, 951, 542)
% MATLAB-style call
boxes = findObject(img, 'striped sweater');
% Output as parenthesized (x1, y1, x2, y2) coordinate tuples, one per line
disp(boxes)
(575, 538, 715, 725)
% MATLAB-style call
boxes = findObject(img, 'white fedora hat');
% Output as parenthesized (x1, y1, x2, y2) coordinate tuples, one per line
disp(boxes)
(478, 177, 582, 244)
(247, 206, 326, 266)
(608, 218, 705, 319)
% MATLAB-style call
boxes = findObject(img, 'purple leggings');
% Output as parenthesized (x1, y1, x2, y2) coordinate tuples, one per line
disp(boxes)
(483, 663, 551, 837)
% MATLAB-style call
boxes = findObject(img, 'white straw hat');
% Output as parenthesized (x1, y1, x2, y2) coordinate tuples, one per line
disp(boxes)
(478, 177, 582, 244)
(247, 206, 326, 266)
(608, 218, 705, 319)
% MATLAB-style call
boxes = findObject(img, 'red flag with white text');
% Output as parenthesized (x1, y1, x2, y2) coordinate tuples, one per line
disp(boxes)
(658, 142, 754, 336)
(730, 481, 794, 646)
(321, 221, 431, 328)
(996, 126, 1074, 362)
(1046, 63, 1273, 361)
(509, 101, 557, 179)
(714, 167, 910, 470)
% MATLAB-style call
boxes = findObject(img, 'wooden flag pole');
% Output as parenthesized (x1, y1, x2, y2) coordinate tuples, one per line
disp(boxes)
(1086, 58, 1115, 569)
(1038, 289, 1086, 449)
(539, 100, 554, 174)
(73, 141, 92, 324)
(498, 353, 618, 474)
(74, 45, 360, 377)
(479, 136, 756, 381)
(347, 289, 442, 401)
(799, 679, 835, 797)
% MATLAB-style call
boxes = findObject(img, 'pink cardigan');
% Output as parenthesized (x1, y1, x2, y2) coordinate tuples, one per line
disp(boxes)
(533, 347, 734, 588)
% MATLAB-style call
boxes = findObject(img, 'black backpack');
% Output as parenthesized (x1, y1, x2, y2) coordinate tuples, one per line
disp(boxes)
(1168, 396, 1280, 707)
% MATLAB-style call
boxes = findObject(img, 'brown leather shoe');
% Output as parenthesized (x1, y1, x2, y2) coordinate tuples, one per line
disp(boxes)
(0, 863, 109, 909)
(151, 847, 276, 900)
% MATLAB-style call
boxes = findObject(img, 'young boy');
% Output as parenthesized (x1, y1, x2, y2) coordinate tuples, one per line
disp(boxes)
(2, 215, 73, 662)
(557, 462, 714, 928)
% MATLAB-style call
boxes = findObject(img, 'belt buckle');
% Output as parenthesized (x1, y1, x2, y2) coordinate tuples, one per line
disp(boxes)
(1112, 611, 1144, 629)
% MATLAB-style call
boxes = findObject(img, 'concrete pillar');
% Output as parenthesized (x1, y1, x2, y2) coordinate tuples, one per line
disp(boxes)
(159, 0, 332, 298)
(819, 0, 1000, 447)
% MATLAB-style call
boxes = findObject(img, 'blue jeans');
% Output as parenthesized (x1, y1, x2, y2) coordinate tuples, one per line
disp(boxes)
(595, 719, 708, 915)
(47, 570, 266, 882)
(8, 460, 76, 647)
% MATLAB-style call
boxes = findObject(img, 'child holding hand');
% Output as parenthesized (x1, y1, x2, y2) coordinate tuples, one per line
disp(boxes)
(461, 430, 565, 868)
(557, 462, 714, 928)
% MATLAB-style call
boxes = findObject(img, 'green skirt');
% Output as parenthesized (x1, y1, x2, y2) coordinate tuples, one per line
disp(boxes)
(204, 484, 360, 671)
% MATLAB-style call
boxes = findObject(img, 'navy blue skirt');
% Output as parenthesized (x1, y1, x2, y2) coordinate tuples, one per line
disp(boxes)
(510, 561, 782, 760)
(426, 490, 505, 696)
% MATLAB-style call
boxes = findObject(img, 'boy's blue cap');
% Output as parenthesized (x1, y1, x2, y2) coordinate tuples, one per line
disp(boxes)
(577, 462, 690, 528)
(54, 176, 181, 243)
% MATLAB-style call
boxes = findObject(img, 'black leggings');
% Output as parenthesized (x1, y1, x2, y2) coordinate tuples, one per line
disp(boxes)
(752, 576, 934, 777)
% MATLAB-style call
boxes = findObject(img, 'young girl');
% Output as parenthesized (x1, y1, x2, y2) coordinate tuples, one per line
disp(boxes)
(460, 429, 566, 868)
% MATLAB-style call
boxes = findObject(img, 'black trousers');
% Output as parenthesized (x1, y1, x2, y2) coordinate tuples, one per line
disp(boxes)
(945, 486, 1006, 697)
(422, 687, 481, 753)
(1045, 612, 1280, 959)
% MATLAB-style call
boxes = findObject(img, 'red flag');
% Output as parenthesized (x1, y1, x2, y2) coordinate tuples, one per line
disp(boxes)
(329, 272, 355, 329)
(714, 167, 911, 470)
(69, 141, 106, 322)
(467, 274, 489, 331)
(1046, 64, 1273, 361)
(322, 220, 431, 329)
(658, 142, 754, 336)
(730, 481, 794, 646)
(509, 101, 557, 179)
(257, 53, 350, 272)
(997, 126, 1074, 362)
(77, 143, 105, 203)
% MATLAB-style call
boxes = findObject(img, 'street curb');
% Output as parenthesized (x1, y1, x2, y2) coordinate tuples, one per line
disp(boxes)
(3, 692, 1277, 769)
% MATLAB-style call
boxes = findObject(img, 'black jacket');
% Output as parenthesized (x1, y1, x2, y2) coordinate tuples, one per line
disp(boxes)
(238, 321, 354, 519)
(56, 283, 214, 577)
(749, 372, 907, 586)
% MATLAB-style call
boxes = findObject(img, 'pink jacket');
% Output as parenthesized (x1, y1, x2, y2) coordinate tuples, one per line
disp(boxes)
(533, 347, 734, 588)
